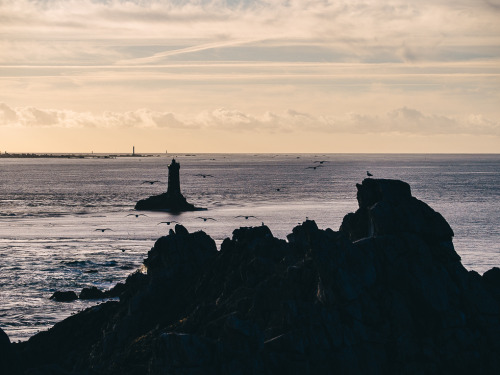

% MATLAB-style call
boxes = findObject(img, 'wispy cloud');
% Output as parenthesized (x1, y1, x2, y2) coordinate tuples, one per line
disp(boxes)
(1, 102, 498, 136)
(1, 1, 499, 152)
(1, 1, 499, 65)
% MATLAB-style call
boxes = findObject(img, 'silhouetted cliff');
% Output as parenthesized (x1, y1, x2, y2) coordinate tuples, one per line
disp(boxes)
(9, 179, 500, 374)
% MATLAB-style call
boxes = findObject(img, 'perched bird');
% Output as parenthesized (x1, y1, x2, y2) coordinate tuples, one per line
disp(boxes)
(157, 221, 178, 225)
(142, 180, 160, 185)
(94, 228, 113, 232)
(126, 213, 148, 218)
(235, 215, 258, 219)
(197, 217, 216, 222)
(195, 174, 214, 178)
(367, 171, 373, 177)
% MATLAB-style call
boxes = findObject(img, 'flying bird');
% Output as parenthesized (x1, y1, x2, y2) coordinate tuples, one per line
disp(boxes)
(306, 165, 323, 170)
(235, 215, 258, 220)
(126, 213, 148, 218)
(94, 228, 113, 232)
(157, 221, 178, 225)
(314, 160, 328, 164)
(367, 171, 373, 177)
(197, 217, 216, 222)
(142, 180, 161, 185)
(195, 174, 214, 178)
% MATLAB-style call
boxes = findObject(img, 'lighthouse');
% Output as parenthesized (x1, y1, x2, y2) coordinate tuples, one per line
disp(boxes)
(167, 159, 181, 195)
(135, 157, 200, 211)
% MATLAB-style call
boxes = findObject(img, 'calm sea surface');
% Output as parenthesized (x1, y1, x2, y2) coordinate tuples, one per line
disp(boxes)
(1, 154, 499, 341)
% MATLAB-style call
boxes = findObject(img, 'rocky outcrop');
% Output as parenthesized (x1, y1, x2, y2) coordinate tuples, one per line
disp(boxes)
(49, 290, 78, 302)
(11, 179, 500, 374)
(1, 327, 19, 374)
(135, 191, 198, 212)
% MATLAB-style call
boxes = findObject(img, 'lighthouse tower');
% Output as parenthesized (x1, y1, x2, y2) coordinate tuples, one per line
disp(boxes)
(135, 157, 198, 211)
(167, 159, 181, 195)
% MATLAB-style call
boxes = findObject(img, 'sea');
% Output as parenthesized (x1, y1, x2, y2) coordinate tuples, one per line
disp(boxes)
(0, 153, 499, 342)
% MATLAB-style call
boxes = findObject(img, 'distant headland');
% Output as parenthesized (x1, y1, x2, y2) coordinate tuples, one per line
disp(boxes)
(0, 152, 159, 159)
(135, 158, 203, 212)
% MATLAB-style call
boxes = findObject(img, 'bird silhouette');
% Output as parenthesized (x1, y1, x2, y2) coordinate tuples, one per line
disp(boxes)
(235, 215, 258, 219)
(367, 171, 373, 177)
(195, 174, 214, 178)
(197, 217, 216, 222)
(126, 213, 148, 218)
(157, 221, 178, 225)
(306, 165, 323, 170)
(142, 180, 160, 185)
(94, 228, 113, 232)
(314, 160, 328, 164)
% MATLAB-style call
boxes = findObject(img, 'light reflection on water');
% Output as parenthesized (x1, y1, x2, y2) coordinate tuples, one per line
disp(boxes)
(0, 154, 499, 341)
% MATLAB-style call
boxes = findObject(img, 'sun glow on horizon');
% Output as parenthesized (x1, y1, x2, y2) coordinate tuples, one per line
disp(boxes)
(1, 0, 499, 153)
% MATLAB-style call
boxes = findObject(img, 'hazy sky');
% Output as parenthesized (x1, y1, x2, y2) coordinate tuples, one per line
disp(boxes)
(1, 0, 499, 153)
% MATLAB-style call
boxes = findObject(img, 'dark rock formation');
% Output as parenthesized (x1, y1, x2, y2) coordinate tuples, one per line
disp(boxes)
(49, 291, 78, 302)
(1, 326, 19, 374)
(79, 286, 106, 300)
(135, 159, 201, 212)
(10, 179, 500, 374)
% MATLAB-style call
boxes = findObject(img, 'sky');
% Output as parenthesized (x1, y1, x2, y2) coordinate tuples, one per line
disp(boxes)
(1, 0, 499, 153)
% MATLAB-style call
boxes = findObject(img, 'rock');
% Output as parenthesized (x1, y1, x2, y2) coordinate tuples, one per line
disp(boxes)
(144, 224, 217, 281)
(104, 282, 127, 298)
(340, 178, 454, 242)
(483, 267, 500, 299)
(79, 286, 105, 300)
(49, 291, 78, 302)
(14, 179, 500, 375)
(1, 327, 20, 374)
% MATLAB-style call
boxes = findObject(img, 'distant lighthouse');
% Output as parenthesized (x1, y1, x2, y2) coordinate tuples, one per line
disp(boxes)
(133, 146, 135, 156)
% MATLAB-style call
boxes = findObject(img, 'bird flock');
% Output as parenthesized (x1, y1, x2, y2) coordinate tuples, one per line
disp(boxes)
(94, 157, 373, 239)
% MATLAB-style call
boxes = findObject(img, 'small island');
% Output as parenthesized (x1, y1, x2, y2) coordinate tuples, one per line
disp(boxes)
(135, 158, 202, 212)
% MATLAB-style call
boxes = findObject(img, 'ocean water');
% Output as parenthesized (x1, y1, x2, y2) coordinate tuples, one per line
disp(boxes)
(0, 153, 499, 342)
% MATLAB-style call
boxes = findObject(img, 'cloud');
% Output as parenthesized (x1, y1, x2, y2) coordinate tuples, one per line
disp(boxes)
(0, 103, 184, 129)
(1, 103, 498, 136)
(1, 1, 499, 65)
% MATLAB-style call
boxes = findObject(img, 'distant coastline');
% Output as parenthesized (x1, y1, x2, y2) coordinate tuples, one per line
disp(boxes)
(0, 152, 161, 159)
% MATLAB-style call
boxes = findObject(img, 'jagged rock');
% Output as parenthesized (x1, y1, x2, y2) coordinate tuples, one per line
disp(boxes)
(483, 267, 500, 299)
(340, 178, 454, 242)
(49, 291, 78, 302)
(1, 327, 20, 374)
(79, 286, 105, 300)
(12, 179, 500, 375)
(104, 282, 127, 298)
(144, 224, 217, 281)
